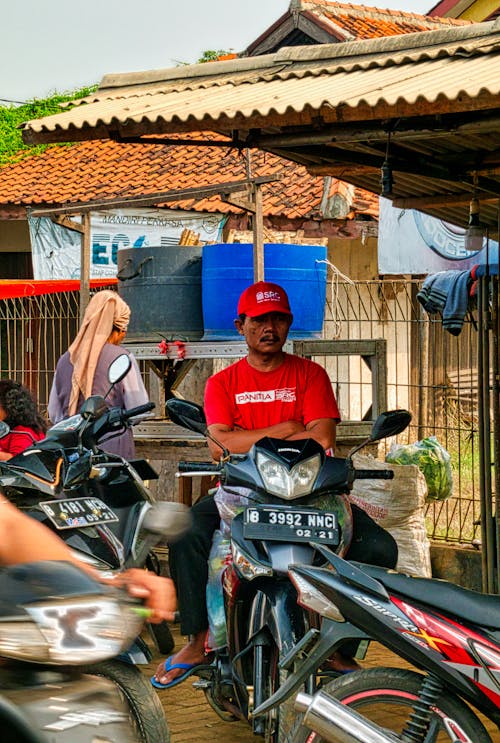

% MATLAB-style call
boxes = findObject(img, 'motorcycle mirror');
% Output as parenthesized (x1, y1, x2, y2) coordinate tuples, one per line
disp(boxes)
(142, 501, 192, 542)
(0, 421, 10, 439)
(124, 502, 193, 569)
(166, 398, 229, 458)
(166, 398, 207, 435)
(80, 395, 109, 420)
(108, 354, 132, 386)
(370, 409, 412, 442)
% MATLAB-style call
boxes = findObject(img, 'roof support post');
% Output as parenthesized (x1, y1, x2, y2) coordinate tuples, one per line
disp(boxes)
(252, 182, 264, 282)
(80, 212, 91, 319)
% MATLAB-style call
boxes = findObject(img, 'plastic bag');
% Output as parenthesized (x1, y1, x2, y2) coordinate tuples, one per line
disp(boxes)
(386, 435, 453, 502)
(206, 528, 231, 649)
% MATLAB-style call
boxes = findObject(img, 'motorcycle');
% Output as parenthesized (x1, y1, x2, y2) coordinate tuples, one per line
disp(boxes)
(164, 397, 411, 742)
(0, 354, 192, 742)
(0, 558, 166, 743)
(286, 547, 500, 743)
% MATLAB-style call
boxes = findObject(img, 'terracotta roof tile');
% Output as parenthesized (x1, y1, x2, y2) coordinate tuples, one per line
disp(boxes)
(0, 134, 378, 220)
(301, 0, 470, 39)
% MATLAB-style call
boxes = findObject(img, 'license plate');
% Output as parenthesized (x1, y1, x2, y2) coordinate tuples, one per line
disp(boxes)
(39, 497, 118, 530)
(243, 506, 338, 545)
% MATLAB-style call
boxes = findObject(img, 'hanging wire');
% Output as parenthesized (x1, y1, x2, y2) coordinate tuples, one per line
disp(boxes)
(380, 131, 394, 198)
(316, 258, 354, 339)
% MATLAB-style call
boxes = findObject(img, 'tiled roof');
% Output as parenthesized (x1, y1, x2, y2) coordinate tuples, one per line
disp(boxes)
(300, 0, 471, 39)
(0, 134, 378, 220)
(244, 0, 471, 54)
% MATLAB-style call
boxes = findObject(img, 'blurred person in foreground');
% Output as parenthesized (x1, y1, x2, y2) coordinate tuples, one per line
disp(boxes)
(0, 380, 47, 461)
(153, 281, 398, 688)
(48, 290, 148, 459)
(0, 488, 176, 623)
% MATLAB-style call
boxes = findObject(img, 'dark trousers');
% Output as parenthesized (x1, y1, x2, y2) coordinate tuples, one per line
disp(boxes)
(169, 495, 397, 637)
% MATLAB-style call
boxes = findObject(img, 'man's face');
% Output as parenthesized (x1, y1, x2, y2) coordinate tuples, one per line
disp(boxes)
(234, 312, 292, 354)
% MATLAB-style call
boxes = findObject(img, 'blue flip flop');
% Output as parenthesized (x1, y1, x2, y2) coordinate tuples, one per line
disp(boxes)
(151, 655, 197, 689)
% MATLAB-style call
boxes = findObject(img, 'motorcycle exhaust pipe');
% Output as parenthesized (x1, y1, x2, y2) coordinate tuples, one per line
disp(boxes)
(295, 691, 394, 743)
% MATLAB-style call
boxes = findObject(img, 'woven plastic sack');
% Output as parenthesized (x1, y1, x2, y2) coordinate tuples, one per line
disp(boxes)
(386, 435, 453, 502)
(350, 454, 431, 577)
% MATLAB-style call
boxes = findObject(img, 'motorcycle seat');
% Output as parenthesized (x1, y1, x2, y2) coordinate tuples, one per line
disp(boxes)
(355, 562, 500, 631)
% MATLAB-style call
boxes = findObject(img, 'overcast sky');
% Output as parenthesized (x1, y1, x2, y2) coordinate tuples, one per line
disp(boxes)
(2, 0, 435, 103)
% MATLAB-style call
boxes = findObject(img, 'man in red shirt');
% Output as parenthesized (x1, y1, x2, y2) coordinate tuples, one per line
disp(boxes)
(153, 281, 397, 688)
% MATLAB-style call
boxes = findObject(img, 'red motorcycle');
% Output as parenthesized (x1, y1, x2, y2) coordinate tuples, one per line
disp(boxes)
(273, 547, 500, 742)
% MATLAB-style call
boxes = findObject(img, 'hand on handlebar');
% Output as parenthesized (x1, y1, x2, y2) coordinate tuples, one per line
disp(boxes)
(103, 569, 177, 623)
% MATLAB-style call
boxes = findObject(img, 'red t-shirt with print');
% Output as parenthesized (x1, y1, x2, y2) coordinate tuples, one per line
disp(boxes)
(204, 353, 340, 430)
(0, 426, 44, 456)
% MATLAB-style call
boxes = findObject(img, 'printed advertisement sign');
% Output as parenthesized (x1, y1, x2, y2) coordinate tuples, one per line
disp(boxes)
(378, 198, 498, 275)
(29, 208, 224, 280)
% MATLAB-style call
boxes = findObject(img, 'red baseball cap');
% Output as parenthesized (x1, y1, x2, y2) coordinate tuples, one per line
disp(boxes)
(237, 281, 292, 318)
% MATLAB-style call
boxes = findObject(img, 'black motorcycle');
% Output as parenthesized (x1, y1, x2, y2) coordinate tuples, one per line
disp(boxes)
(0, 355, 191, 742)
(165, 397, 411, 742)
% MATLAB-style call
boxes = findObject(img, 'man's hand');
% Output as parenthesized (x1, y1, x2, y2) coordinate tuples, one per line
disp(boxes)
(107, 569, 177, 624)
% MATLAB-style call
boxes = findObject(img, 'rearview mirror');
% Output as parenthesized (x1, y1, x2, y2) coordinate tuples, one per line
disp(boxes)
(0, 421, 10, 440)
(80, 395, 109, 420)
(166, 398, 207, 435)
(370, 410, 411, 442)
(108, 354, 132, 386)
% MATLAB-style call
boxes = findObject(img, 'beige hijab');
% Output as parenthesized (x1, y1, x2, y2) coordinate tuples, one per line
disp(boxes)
(67, 290, 131, 415)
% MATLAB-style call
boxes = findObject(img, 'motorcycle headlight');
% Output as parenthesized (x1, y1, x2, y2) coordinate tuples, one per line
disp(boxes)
(0, 597, 143, 664)
(256, 452, 321, 499)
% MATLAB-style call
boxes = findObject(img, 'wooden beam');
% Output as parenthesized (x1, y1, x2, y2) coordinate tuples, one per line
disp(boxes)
(393, 193, 500, 209)
(29, 176, 281, 217)
(51, 215, 84, 234)
(80, 213, 91, 318)
(252, 183, 264, 282)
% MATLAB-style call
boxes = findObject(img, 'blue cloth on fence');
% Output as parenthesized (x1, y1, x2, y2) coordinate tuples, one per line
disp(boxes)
(416, 270, 472, 335)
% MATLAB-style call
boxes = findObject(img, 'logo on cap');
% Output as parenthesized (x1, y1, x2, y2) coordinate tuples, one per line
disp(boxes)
(256, 290, 282, 304)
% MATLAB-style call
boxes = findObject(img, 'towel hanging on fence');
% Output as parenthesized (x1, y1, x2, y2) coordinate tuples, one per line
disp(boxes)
(416, 270, 472, 336)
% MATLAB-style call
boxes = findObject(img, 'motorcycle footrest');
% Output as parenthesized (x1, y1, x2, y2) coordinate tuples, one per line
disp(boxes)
(192, 678, 211, 690)
(279, 628, 321, 671)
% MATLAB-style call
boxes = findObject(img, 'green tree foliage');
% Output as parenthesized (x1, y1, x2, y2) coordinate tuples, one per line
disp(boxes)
(0, 86, 97, 166)
(197, 49, 234, 63)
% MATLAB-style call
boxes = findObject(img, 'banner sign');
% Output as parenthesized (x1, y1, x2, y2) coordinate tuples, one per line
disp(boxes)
(29, 208, 225, 280)
(378, 198, 498, 275)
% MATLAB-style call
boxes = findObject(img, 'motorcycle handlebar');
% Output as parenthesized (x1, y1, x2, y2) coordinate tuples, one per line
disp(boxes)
(354, 469, 394, 480)
(178, 461, 220, 474)
(122, 402, 155, 420)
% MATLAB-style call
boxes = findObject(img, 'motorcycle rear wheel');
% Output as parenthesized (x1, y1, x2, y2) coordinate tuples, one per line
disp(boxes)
(291, 668, 492, 743)
(82, 659, 170, 743)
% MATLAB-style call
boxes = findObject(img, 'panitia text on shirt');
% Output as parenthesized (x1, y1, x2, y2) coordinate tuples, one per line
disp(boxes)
(235, 387, 297, 405)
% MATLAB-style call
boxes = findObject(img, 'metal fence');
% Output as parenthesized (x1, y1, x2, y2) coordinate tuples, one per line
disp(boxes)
(0, 279, 495, 548)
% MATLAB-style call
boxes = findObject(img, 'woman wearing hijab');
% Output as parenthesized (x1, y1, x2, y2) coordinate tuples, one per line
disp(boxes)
(48, 290, 149, 459)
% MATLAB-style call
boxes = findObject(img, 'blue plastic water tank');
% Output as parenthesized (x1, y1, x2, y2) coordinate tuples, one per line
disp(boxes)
(202, 243, 327, 340)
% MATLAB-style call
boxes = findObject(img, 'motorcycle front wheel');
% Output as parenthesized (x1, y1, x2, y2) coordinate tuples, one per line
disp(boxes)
(292, 668, 492, 743)
(81, 659, 170, 743)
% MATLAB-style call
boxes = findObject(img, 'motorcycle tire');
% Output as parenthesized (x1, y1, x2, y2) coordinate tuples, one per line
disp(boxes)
(291, 667, 492, 743)
(81, 659, 170, 743)
(147, 620, 175, 655)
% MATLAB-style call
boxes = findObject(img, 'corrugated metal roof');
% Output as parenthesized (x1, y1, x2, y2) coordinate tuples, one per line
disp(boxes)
(19, 19, 500, 235)
(22, 22, 500, 141)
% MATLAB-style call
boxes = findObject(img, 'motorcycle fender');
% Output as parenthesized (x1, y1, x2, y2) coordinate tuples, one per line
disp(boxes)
(117, 634, 152, 665)
(1, 675, 135, 742)
(247, 580, 306, 657)
(252, 617, 370, 718)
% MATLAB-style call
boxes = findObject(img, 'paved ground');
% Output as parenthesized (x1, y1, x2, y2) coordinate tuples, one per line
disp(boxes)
(142, 626, 500, 743)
